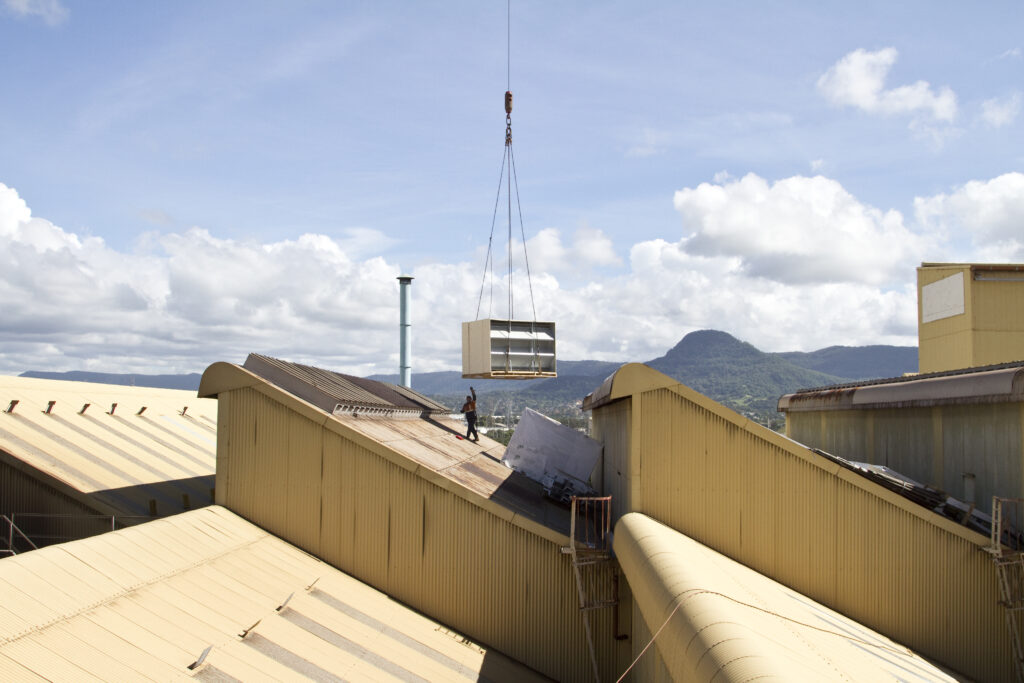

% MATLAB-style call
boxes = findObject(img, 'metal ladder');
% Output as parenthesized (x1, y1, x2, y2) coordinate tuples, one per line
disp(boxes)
(563, 496, 617, 682)
(986, 497, 1024, 681)
(1, 514, 38, 556)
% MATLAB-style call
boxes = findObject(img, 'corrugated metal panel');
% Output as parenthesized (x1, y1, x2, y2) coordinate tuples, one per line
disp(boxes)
(0, 506, 547, 682)
(785, 400, 1024, 518)
(593, 363, 1014, 682)
(242, 352, 450, 414)
(217, 384, 629, 682)
(616, 513, 959, 682)
(0, 376, 216, 541)
(919, 263, 1024, 373)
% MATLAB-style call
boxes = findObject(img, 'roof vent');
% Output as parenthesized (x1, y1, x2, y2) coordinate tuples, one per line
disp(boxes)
(79, 403, 90, 415)
(187, 645, 212, 670)
(45, 400, 56, 414)
(5, 400, 18, 414)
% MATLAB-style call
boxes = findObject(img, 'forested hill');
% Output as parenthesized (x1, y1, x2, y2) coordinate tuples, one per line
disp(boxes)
(779, 345, 918, 380)
(644, 330, 846, 417)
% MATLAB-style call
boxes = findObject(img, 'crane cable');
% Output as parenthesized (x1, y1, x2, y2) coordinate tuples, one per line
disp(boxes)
(474, 0, 539, 329)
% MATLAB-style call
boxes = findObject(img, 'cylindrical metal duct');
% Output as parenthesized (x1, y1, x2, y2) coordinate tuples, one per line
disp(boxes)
(397, 275, 413, 388)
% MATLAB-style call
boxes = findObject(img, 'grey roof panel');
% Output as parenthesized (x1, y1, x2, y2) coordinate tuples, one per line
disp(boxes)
(242, 354, 450, 415)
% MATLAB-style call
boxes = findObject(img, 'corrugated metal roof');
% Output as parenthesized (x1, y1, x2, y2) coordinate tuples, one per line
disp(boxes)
(615, 512, 962, 682)
(0, 376, 216, 517)
(778, 362, 1024, 411)
(0, 505, 546, 682)
(201, 360, 572, 538)
(334, 413, 573, 536)
(242, 353, 450, 414)
(788, 358, 1024, 395)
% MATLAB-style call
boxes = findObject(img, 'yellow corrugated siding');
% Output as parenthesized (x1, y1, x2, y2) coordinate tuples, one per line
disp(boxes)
(616, 513, 961, 682)
(219, 385, 627, 682)
(788, 402, 1024, 515)
(918, 264, 974, 373)
(592, 398, 631, 513)
(597, 376, 1012, 681)
(919, 264, 1024, 372)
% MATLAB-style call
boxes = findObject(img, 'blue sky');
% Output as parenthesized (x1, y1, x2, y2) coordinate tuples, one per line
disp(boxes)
(1, 1, 1022, 377)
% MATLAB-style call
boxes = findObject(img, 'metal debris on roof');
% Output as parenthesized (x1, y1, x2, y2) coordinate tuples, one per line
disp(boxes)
(811, 447, 1003, 541)
(503, 408, 600, 504)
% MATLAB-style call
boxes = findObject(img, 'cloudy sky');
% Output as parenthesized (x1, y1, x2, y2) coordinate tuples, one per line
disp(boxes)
(2, 1, 1022, 378)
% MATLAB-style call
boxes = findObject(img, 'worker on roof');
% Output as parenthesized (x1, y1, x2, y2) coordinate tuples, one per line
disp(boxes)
(461, 387, 478, 442)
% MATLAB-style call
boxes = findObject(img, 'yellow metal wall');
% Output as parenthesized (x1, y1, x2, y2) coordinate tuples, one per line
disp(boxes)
(919, 264, 1024, 372)
(918, 265, 973, 373)
(0, 459, 115, 546)
(973, 276, 1024, 366)
(216, 386, 628, 682)
(787, 403, 1024, 513)
(597, 385, 1012, 681)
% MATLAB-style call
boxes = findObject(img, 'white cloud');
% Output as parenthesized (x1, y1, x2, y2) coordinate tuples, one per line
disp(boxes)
(3, 0, 67, 25)
(0, 182, 404, 375)
(913, 172, 1024, 260)
(980, 93, 1022, 127)
(523, 226, 621, 275)
(673, 173, 934, 285)
(998, 48, 1021, 60)
(4, 170, 1024, 377)
(817, 48, 957, 122)
(810, 159, 824, 172)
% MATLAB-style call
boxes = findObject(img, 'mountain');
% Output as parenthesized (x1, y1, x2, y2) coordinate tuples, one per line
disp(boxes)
(645, 330, 846, 416)
(778, 345, 917, 380)
(19, 370, 202, 391)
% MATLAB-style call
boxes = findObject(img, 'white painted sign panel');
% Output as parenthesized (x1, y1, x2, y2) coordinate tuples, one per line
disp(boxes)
(921, 271, 965, 323)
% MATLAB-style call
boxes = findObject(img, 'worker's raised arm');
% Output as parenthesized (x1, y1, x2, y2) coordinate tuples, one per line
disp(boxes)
(471, 387, 477, 401)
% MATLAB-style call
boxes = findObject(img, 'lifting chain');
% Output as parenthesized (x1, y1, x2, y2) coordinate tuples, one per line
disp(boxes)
(505, 90, 513, 146)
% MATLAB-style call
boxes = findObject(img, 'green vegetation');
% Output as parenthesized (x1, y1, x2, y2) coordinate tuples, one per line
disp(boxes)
(423, 330, 916, 432)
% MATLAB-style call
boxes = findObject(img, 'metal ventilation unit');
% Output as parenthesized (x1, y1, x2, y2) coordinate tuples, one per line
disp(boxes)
(462, 319, 556, 379)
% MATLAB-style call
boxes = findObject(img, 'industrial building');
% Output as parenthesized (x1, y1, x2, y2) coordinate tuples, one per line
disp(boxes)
(0, 343, 1016, 679)
(584, 362, 1011, 681)
(198, 353, 628, 681)
(918, 262, 1024, 374)
(191, 352, 979, 681)
(779, 361, 1024, 516)
(0, 376, 217, 550)
(780, 262, 1024, 517)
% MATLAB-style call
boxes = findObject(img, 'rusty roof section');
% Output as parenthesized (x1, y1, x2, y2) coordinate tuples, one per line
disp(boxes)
(779, 360, 1024, 412)
(243, 353, 450, 415)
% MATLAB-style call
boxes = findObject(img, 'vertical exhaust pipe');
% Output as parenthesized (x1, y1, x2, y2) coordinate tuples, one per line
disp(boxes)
(397, 275, 413, 388)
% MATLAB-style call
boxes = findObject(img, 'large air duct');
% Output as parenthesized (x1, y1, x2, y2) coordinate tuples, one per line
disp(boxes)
(397, 275, 413, 388)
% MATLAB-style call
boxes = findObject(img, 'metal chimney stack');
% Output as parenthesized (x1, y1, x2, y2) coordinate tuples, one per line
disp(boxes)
(397, 275, 413, 388)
